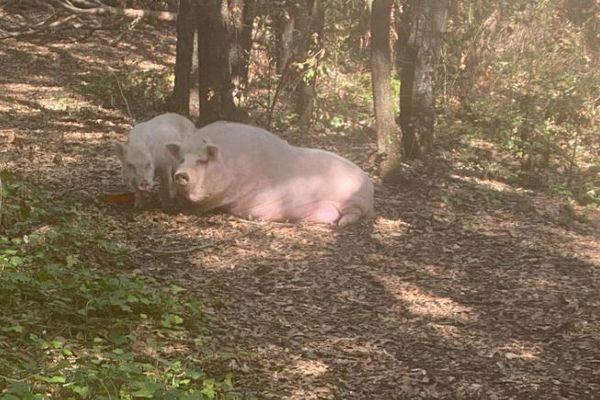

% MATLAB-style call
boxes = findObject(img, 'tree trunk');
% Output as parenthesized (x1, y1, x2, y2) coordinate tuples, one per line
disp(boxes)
(370, 0, 401, 176)
(294, 0, 325, 129)
(273, 2, 296, 74)
(197, 0, 251, 124)
(171, 0, 197, 116)
(238, 0, 257, 88)
(397, 0, 449, 159)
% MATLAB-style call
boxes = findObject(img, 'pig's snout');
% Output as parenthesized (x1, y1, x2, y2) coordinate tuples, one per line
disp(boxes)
(137, 180, 152, 192)
(174, 171, 190, 186)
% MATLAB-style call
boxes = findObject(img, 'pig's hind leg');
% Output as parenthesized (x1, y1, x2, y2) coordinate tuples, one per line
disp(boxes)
(338, 209, 363, 227)
(304, 202, 341, 225)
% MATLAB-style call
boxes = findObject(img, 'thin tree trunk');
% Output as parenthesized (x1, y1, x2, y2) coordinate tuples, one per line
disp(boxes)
(273, 2, 296, 74)
(171, 0, 197, 116)
(370, 0, 401, 176)
(195, 0, 255, 124)
(239, 0, 257, 88)
(294, 0, 325, 129)
(197, 0, 212, 121)
(397, 0, 449, 159)
(197, 0, 237, 123)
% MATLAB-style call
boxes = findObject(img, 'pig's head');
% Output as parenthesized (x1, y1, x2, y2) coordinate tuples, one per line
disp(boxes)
(114, 143, 155, 192)
(166, 139, 226, 203)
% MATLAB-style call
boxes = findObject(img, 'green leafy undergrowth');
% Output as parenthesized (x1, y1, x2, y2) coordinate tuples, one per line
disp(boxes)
(0, 171, 240, 400)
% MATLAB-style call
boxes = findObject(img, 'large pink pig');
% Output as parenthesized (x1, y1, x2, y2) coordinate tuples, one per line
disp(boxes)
(166, 122, 375, 226)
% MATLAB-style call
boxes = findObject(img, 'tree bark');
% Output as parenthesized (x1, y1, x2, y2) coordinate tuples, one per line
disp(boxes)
(171, 0, 197, 116)
(273, 1, 296, 74)
(370, 0, 401, 176)
(193, 0, 255, 124)
(238, 0, 257, 88)
(294, 0, 325, 129)
(197, 0, 238, 123)
(397, 0, 449, 159)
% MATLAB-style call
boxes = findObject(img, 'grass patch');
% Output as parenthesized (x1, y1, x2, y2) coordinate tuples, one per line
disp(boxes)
(0, 171, 241, 400)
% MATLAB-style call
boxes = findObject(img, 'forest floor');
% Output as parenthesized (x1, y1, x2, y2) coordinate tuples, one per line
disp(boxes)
(1, 22, 600, 400)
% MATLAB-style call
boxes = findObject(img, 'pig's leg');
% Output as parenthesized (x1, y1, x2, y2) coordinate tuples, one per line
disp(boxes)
(338, 209, 363, 227)
(158, 167, 176, 206)
(305, 202, 341, 224)
(133, 189, 144, 209)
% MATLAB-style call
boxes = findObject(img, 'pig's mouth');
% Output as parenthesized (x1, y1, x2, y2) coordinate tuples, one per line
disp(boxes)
(188, 193, 210, 203)
(136, 181, 153, 192)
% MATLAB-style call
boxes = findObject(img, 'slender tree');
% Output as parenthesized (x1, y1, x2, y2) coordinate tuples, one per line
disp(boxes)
(273, 1, 296, 74)
(197, 0, 237, 123)
(370, 0, 401, 176)
(238, 0, 257, 88)
(294, 0, 325, 129)
(170, 0, 197, 117)
(396, 0, 449, 159)
(172, 0, 256, 123)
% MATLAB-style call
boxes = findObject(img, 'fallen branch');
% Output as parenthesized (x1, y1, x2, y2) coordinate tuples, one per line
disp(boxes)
(54, 0, 177, 22)
(1, 0, 175, 40)
(0, 13, 77, 39)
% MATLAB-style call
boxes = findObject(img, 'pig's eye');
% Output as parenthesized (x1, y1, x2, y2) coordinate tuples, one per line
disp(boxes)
(145, 162, 151, 170)
(126, 163, 135, 170)
(195, 158, 208, 165)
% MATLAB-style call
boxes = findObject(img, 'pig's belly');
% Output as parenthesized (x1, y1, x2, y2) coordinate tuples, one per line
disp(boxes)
(229, 197, 342, 224)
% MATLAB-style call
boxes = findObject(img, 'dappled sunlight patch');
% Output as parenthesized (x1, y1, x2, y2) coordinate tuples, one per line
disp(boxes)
(3, 82, 51, 92)
(371, 216, 412, 240)
(0, 129, 15, 144)
(37, 93, 94, 112)
(468, 137, 498, 151)
(485, 342, 542, 361)
(62, 131, 113, 142)
(377, 275, 475, 322)
(285, 358, 329, 378)
(449, 173, 525, 194)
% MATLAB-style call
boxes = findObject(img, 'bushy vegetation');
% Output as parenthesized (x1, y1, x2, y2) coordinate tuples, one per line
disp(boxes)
(0, 172, 241, 400)
(443, 0, 599, 206)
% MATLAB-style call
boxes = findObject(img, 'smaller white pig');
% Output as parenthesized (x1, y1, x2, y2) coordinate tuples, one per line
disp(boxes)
(114, 113, 195, 208)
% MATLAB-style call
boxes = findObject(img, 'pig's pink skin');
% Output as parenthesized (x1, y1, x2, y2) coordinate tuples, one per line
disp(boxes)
(173, 122, 375, 226)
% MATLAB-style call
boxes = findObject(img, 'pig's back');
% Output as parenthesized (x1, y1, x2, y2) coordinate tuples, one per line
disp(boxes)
(286, 147, 374, 213)
(199, 122, 295, 173)
(130, 114, 195, 164)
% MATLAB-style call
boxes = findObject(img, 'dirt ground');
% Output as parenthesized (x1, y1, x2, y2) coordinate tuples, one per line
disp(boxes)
(1, 22, 599, 400)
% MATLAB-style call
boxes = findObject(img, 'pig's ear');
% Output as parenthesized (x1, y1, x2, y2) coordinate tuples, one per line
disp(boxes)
(206, 144, 219, 160)
(114, 142, 127, 162)
(166, 143, 182, 159)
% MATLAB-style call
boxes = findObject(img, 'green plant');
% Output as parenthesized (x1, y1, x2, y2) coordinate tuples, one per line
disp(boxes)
(0, 171, 241, 399)
(443, 1, 599, 206)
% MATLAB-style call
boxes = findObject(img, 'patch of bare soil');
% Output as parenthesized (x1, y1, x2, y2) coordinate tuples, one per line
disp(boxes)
(1, 22, 599, 400)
